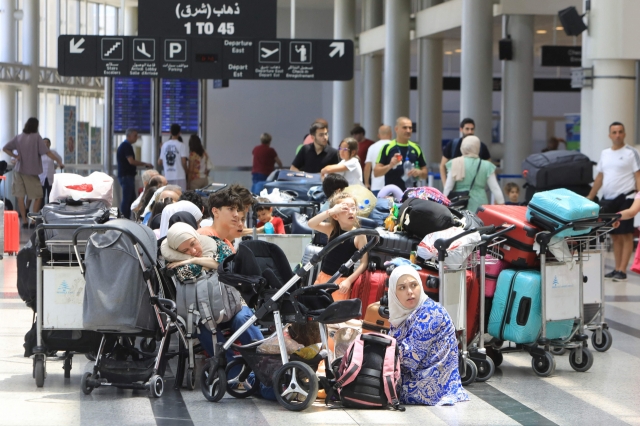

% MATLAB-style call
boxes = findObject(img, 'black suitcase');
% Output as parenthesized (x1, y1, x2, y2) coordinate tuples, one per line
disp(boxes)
(369, 228, 420, 270)
(522, 151, 594, 189)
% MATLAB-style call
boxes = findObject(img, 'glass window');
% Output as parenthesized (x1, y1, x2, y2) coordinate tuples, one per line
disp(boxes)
(87, 2, 98, 35)
(67, 0, 78, 34)
(80, 0, 87, 34)
(105, 5, 117, 35)
(39, 0, 46, 66)
(98, 4, 105, 35)
(47, 0, 58, 67)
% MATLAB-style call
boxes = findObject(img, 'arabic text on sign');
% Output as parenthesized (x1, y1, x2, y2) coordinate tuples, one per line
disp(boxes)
(175, 2, 240, 19)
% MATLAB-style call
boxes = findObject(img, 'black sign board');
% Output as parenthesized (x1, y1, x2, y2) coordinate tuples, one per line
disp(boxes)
(541, 46, 582, 67)
(58, 35, 354, 81)
(138, 0, 277, 39)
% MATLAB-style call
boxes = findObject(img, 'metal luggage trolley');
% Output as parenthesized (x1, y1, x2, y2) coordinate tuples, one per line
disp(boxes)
(433, 225, 497, 385)
(31, 224, 102, 387)
(497, 214, 618, 376)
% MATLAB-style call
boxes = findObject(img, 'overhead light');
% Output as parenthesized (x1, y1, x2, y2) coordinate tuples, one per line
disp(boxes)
(445, 51, 453, 55)
(455, 49, 461, 53)
(556, 26, 564, 30)
(536, 30, 548, 34)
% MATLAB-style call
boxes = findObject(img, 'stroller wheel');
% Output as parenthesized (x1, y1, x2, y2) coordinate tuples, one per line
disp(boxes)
(148, 375, 164, 398)
(474, 356, 495, 382)
(226, 359, 260, 398)
(569, 347, 594, 372)
(201, 361, 226, 402)
(273, 361, 319, 412)
(185, 367, 196, 391)
(531, 351, 556, 377)
(35, 358, 46, 388)
(591, 329, 613, 352)
(81, 372, 94, 395)
(460, 358, 477, 386)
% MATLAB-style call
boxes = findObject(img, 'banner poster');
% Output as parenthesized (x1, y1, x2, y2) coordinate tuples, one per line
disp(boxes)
(565, 114, 581, 151)
(90, 127, 102, 165)
(63, 106, 77, 164)
(77, 122, 89, 165)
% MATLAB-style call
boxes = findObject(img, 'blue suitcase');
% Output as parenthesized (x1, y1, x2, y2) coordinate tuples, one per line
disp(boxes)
(526, 188, 600, 238)
(488, 270, 573, 343)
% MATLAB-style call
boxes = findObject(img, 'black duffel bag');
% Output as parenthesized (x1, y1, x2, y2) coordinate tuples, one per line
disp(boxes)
(522, 150, 594, 189)
(398, 198, 459, 239)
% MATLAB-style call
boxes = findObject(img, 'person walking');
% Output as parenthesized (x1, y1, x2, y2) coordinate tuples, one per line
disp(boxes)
(439, 118, 491, 187)
(117, 128, 152, 220)
(373, 117, 427, 192)
(443, 136, 504, 213)
(187, 135, 211, 190)
(38, 137, 64, 207)
(159, 123, 189, 191)
(587, 122, 640, 282)
(251, 132, 282, 193)
(364, 125, 392, 195)
(2, 118, 64, 227)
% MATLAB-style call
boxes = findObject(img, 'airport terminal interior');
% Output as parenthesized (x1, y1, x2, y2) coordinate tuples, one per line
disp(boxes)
(2, 0, 640, 425)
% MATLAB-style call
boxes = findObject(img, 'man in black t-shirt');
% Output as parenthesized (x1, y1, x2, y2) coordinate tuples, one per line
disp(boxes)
(439, 118, 491, 186)
(116, 128, 152, 219)
(374, 117, 427, 191)
(291, 122, 339, 173)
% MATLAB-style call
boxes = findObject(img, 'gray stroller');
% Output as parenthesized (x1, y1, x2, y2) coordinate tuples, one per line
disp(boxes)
(73, 220, 186, 398)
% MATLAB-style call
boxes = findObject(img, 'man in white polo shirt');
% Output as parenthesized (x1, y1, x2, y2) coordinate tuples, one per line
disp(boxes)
(363, 125, 392, 196)
(588, 122, 640, 281)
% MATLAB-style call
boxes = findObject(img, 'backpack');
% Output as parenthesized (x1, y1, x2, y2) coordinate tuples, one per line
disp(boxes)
(401, 187, 451, 206)
(333, 333, 404, 411)
(176, 271, 243, 334)
(398, 198, 458, 239)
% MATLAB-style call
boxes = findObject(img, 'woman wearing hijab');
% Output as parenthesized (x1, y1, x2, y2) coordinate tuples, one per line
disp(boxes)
(388, 265, 469, 406)
(161, 223, 263, 358)
(443, 135, 504, 213)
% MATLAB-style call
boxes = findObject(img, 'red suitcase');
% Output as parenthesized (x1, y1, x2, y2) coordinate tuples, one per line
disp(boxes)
(4, 210, 20, 255)
(476, 205, 541, 267)
(416, 267, 479, 344)
(350, 270, 387, 318)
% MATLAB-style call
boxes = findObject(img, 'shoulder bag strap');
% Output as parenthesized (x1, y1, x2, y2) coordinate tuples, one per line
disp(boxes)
(468, 158, 483, 190)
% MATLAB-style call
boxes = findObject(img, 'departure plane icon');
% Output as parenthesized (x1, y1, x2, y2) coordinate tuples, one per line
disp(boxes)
(259, 41, 281, 63)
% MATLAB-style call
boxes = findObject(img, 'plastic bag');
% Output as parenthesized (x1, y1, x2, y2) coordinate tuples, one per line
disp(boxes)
(259, 187, 294, 203)
(417, 226, 480, 268)
(256, 325, 304, 355)
(50, 172, 114, 207)
(343, 185, 377, 217)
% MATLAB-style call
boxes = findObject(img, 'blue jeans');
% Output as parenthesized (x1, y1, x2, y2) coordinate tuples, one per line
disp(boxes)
(251, 173, 268, 194)
(198, 306, 263, 363)
(118, 175, 136, 219)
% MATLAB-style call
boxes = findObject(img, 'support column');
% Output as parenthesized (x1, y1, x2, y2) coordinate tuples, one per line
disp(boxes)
(460, 0, 493, 146)
(579, 3, 593, 160)
(0, 0, 17, 162)
(501, 15, 534, 175)
(591, 60, 636, 154)
(418, 0, 443, 167)
(22, 0, 40, 120)
(360, 0, 383, 138)
(383, 0, 411, 126)
(332, 0, 356, 146)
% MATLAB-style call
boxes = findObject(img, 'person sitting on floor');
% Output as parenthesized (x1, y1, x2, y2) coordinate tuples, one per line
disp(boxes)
(388, 265, 470, 406)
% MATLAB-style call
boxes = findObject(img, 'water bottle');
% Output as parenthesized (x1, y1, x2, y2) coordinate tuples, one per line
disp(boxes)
(414, 161, 425, 186)
(264, 222, 275, 234)
(403, 156, 414, 184)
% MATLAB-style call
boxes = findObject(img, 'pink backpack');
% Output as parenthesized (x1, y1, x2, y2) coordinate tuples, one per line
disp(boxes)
(402, 187, 451, 206)
(333, 333, 404, 411)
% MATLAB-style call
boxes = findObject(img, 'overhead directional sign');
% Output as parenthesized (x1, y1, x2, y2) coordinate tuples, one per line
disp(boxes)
(138, 0, 277, 39)
(58, 35, 354, 81)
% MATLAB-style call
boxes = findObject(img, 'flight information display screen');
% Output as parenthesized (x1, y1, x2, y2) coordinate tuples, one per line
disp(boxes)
(113, 78, 152, 134)
(161, 79, 199, 134)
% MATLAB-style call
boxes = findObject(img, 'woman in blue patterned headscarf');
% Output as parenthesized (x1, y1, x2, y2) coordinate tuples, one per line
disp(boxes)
(388, 265, 470, 406)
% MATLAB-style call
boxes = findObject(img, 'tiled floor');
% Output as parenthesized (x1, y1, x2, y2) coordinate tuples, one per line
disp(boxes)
(1, 228, 640, 425)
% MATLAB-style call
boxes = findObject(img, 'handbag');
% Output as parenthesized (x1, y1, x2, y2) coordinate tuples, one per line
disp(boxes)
(599, 190, 635, 214)
(448, 158, 482, 209)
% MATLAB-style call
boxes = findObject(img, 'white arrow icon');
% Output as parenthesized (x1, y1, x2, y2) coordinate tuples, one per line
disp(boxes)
(261, 47, 279, 58)
(70, 38, 85, 54)
(136, 43, 151, 58)
(329, 42, 345, 58)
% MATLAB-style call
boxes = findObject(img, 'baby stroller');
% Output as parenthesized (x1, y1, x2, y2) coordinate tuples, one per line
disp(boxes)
(170, 238, 297, 389)
(202, 228, 381, 411)
(73, 220, 186, 398)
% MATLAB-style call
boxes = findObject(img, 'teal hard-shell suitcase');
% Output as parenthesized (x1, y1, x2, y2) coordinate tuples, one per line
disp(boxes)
(526, 188, 600, 238)
(488, 270, 573, 343)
